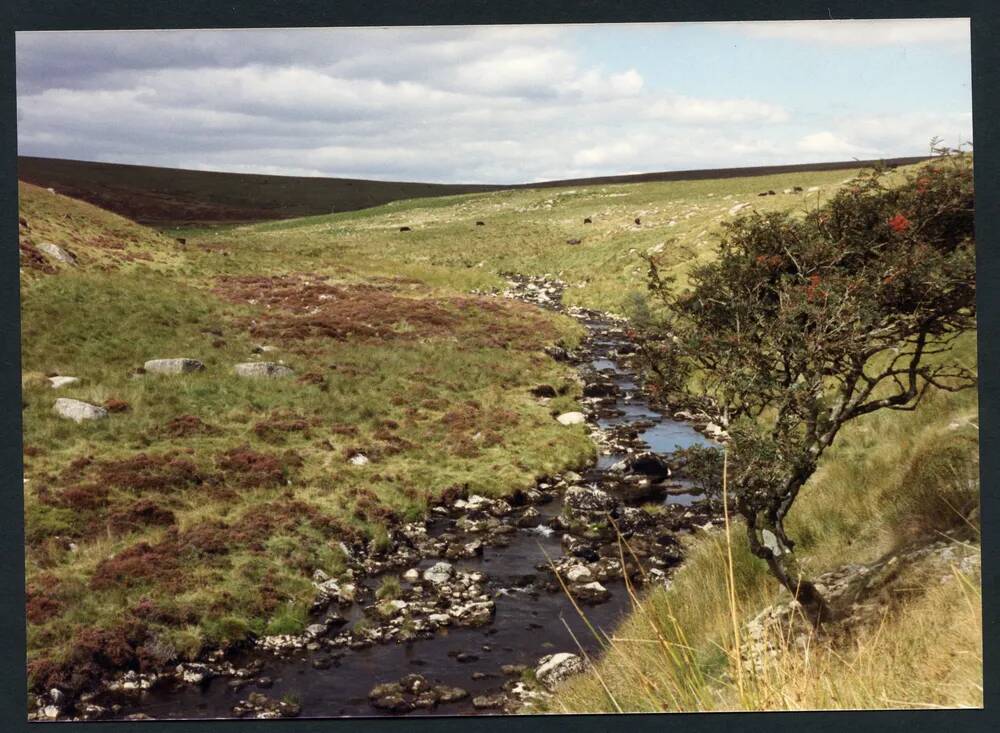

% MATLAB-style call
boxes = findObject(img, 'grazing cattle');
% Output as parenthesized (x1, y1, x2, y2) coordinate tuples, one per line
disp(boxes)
(399, 226, 411, 232)
(176, 237, 187, 245)
(566, 238, 582, 245)
(583, 217, 592, 224)
(767, 190, 776, 195)
(475, 221, 485, 226)
(793, 186, 804, 193)
(758, 191, 769, 197)
(634, 217, 641, 225)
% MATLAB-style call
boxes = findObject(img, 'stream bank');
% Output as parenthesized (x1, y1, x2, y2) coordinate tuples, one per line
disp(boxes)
(38, 274, 718, 721)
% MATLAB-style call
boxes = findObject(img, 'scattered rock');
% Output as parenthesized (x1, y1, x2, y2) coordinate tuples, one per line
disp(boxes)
(422, 561, 454, 585)
(143, 358, 205, 375)
(38, 242, 76, 265)
(572, 581, 611, 604)
(472, 693, 506, 709)
(234, 362, 294, 378)
(52, 398, 108, 423)
(47, 376, 79, 389)
(556, 411, 586, 426)
(535, 652, 585, 691)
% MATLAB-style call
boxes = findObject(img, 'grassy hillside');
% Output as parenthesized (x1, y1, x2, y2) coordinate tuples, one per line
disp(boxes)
(19, 158, 978, 709)
(19, 181, 594, 692)
(186, 165, 911, 314)
(18, 155, 928, 229)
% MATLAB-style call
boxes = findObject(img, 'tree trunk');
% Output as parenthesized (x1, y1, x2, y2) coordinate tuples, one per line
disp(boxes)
(747, 515, 831, 627)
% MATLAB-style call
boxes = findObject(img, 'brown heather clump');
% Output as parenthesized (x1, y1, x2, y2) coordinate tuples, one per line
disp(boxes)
(252, 412, 313, 442)
(95, 452, 206, 493)
(161, 414, 219, 438)
(107, 499, 177, 535)
(214, 446, 301, 489)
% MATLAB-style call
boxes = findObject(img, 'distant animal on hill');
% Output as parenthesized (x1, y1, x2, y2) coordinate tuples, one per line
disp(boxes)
(584, 217, 592, 224)
(758, 191, 769, 197)
(793, 186, 804, 192)
(475, 221, 485, 226)
(634, 217, 641, 225)
(767, 190, 776, 195)
(399, 226, 411, 232)
(176, 237, 187, 245)
(566, 238, 582, 245)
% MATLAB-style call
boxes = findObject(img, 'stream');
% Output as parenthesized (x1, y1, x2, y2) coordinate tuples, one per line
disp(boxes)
(99, 275, 716, 720)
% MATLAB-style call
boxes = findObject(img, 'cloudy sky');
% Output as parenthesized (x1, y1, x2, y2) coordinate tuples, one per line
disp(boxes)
(15, 19, 972, 184)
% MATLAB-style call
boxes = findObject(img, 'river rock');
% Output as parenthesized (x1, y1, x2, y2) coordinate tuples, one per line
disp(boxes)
(38, 242, 76, 265)
(234, 362, 294, 378)
(556, 411, 586, 426)
(143, 358, 205, 375)
(53, 398, 108, 423)
(422, 561, 454, 584)
(48, 376, 79, 389)
(564, 564, 594, 583)
(535, 653, 585, 691)
(472, 693, 506, 709)
(564, 485, 615, 514)
(435, 685, 469, 703)
(450, 600, 495, 627)
(572, 581, 611, 604)
(516, 507, 543, 528)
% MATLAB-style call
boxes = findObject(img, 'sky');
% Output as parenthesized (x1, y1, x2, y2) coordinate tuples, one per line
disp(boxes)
(15, 19, 973, 184)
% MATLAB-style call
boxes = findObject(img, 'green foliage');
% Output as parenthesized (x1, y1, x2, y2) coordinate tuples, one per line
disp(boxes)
(638, 149, 976, 608)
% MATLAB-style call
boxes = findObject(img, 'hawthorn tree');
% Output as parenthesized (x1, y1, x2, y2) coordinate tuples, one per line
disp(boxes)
(636, 148, 976, 623)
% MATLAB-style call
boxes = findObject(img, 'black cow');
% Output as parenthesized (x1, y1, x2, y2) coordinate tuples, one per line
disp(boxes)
(399, 226, 412, 232)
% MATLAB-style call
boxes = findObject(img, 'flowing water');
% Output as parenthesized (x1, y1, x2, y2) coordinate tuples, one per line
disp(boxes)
(106, 278, 714, 719)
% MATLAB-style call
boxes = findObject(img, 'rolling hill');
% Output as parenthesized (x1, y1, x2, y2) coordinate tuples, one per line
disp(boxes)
(17, 155, 931, 228)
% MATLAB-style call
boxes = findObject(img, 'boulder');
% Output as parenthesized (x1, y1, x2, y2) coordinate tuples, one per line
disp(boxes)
(422, 561, 454, 585)
(53, 398, 108, 423)
(37, 242, 76, 265)
(556, 411, 586, 426)
(144, 358, 205, 375)
(564, 564, 594, 584)
(47, 376, 79, 389)
(626, 451, 672, 480)
(572, 581, 611, 604)
(234, 362, 294, 379)
(564, 485, 615, 514)
(535, 652, 585, 691)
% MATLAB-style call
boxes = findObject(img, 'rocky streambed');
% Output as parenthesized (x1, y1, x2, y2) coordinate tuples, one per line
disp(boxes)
(42, 274, 719, 721)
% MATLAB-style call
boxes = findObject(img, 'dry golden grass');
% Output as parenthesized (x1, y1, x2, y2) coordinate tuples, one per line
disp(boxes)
(539, 377, 981, 713)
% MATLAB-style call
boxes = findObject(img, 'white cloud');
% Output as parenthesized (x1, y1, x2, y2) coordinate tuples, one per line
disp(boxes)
(732, 18, 969, 47)
(14, 25, 971, 183)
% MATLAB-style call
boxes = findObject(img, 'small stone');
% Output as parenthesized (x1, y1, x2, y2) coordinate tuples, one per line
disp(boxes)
(143, 358, 205, 375)
(38, 242, 76, 265)
(472, 693, 506, 709)
(423, 561, 454, 584)
(48, 376, 80, 389)
(234, 362, 294, 378)
(53, 398, 108, 423)
(535, 652, 585, 691)
(556, 411, 586, 426)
